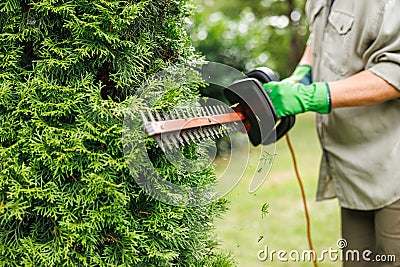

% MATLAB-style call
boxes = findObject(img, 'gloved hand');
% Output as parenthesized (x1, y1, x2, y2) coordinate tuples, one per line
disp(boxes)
(282, 65, 312, 85)
(263, 81, 331, 118)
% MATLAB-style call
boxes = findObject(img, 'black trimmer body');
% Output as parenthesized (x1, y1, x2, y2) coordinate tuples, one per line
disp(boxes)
(224, 67, 296, 146)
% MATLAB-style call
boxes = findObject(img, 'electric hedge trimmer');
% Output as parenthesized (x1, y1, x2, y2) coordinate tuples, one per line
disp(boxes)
(140, 68, 295, 150)
(140, 67, 319, 266)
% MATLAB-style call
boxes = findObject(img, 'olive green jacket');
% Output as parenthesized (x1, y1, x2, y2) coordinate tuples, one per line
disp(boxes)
(306, 0, 400, 210)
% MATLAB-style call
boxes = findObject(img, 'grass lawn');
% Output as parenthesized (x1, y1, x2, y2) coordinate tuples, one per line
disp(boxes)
(214, 113, 342, 267)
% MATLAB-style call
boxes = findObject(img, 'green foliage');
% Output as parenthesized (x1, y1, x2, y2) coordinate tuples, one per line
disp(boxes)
(189, 0, 308, 78)
(0, 0, 234, 266)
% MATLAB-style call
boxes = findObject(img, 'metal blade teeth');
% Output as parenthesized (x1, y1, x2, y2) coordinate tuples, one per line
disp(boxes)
(197, 127, 206, 139)
(186, 130, 196, 143)
(140, 105, 241, 151)
(180, 131, 191, 145)
(140, 110, 148, 124)
(154, 136, 164, 151)
(202, 106, 219, 138)
(168, 134, 179, 149)
(198, 108, 212, 138)
(186, 107, 195, 118)
(212, 105, 220, 115)
(147, 109, 155, 122)
(155, 110, 163, 121)
(217, 105, 225, 114)
(176, 134, 186, 146)
(191, 129, 201, 141)
(169, 109, 176, 119)
(191, 107, 200, 119)
(161, 135, 172, 150)
(212, 126, 221, 138)
(190, 108, 207, 139)
(140, 109, 158, 136)
(161, 109, 169, 120)
(206, 106, 214, 115)
(174, 109, 181, 119)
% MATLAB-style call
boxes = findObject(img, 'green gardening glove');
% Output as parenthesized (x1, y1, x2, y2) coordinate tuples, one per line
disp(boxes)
(282, 65, 312, 85)
(263, 81, 331, 118)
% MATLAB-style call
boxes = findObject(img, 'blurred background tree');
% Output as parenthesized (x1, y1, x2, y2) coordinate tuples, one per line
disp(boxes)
(188, 0, 308, 78)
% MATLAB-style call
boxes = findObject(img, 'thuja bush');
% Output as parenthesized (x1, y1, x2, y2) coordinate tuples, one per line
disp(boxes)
(0, 1, 234, 266)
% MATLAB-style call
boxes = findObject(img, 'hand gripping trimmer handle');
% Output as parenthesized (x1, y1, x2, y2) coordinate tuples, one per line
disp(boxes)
(247, 68, 296, 143)
(224, 67, 295, 146)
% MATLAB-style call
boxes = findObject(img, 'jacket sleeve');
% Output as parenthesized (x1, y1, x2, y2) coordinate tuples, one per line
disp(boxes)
(364, 1, 400, 90)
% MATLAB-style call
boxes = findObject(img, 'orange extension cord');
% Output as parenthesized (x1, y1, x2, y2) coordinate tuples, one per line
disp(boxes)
(285, 133, 318, 267)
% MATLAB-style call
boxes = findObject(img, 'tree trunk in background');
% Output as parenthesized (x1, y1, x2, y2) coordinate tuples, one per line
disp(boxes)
(287, 0, 306, 72)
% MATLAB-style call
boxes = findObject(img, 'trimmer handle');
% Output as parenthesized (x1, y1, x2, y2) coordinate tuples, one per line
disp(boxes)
(246, 68, 296, 144)
(224, 67, 295, 146)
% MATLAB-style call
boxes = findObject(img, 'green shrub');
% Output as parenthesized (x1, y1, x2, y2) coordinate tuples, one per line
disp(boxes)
(0, 1, 233, 266)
